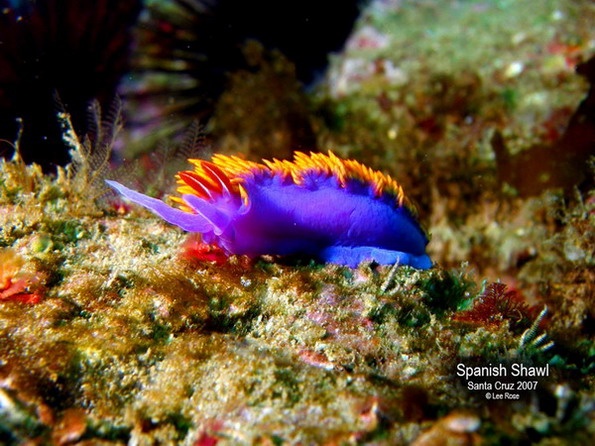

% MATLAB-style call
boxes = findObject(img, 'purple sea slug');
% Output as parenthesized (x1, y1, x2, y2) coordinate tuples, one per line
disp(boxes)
(106, 151, 432, 269)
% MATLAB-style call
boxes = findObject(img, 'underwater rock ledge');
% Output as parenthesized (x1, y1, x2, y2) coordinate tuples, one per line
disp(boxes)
(0, 158, 593, 445)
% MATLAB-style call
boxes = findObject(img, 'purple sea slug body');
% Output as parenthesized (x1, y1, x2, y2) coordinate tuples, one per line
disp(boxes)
(106, 151, 431, 269)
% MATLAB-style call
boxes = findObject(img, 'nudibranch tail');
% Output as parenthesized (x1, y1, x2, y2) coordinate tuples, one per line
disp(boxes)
(107, 151, 432, 269)
(320, 246, 432, 270)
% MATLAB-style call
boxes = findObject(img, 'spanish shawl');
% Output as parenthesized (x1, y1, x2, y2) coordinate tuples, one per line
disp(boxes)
(106, 151, 432, 269)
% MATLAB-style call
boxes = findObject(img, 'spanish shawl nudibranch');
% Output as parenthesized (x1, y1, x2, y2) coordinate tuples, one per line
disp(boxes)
(106, 151, 432, 269)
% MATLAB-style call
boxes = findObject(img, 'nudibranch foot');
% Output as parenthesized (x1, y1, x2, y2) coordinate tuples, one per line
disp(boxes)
(320, 246, 432, 269)
(107, 151, 432, 269)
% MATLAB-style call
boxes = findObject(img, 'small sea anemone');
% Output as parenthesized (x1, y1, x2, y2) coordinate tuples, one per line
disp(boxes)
(0, 248, 45, 304)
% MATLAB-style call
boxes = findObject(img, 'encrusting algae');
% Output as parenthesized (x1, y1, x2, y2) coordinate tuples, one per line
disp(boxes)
(0, 144, 593, 443)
